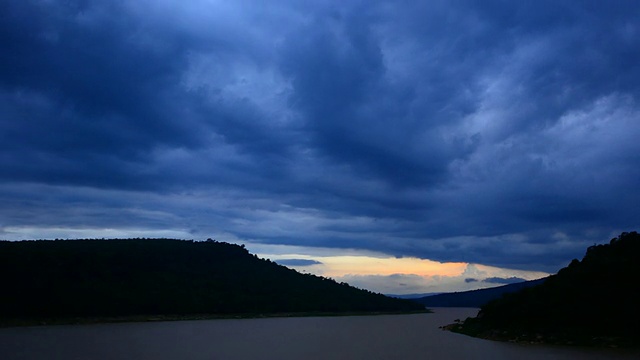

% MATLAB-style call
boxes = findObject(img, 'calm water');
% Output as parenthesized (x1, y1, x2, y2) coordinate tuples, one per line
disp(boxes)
(1, 308, 638, 360)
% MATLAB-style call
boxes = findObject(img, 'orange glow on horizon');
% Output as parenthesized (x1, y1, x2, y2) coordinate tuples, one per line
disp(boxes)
(268, 254, 468, 278)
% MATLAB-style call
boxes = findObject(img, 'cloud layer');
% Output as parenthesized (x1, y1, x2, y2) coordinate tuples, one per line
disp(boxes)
(1, 1, 639, 272)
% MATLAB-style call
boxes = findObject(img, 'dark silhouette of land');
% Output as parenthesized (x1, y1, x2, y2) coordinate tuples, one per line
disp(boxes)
(412, 278, 547, 308)
(449, 231, 640, 348)
(0, 238, 424, 326)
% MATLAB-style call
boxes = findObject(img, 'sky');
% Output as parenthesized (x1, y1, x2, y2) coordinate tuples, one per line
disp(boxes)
(1, 1, 639, 294)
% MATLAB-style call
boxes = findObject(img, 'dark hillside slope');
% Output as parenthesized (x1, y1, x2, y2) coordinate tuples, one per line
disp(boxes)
(0, 239, 423, 324)
(413, 278, 547, 308)
(452, 231, 640, 347)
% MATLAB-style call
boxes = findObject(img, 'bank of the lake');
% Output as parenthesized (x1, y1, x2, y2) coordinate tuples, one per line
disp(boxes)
(1, 308, 638, 360)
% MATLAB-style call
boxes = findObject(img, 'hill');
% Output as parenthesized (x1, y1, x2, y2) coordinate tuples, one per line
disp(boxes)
(412, 278, 547, 308)
(449, 231, 640, 347)
(0, 239, 424, 325)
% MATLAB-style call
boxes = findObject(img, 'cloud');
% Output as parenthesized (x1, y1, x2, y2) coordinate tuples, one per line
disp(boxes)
(483, 277, 527, 285)
(335, 265, 545, 295)
(1, 1, 639, 274)
(275, 259, 323, 267)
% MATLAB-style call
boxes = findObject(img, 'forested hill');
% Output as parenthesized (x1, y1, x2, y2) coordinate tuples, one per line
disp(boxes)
(0, 239, 424, 325)
(451, 231, 640, 347)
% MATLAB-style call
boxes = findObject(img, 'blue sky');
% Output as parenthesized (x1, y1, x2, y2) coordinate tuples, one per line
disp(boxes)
(1, 1, 639, 293)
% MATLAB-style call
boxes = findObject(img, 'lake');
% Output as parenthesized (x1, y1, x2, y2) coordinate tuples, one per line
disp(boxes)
(1, 308, 638, 359)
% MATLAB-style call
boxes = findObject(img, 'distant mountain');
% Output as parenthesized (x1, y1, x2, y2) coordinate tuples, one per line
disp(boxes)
(450, 231, 640, 348)
(412, 278, 548, 308)
(0, 239, 424, 325)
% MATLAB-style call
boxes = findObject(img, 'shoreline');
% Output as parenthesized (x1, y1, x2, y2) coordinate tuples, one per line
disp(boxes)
(443, 321, 639, 349)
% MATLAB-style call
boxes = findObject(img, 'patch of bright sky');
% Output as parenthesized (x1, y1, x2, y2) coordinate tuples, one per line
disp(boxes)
(246, 242, 551, 295)
(268, 254, 467, 278)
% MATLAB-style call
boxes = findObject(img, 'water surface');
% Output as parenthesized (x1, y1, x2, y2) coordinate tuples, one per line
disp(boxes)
(1, 308, 637, 359)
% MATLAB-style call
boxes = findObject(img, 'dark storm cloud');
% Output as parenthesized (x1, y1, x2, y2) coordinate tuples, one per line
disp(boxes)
(0, 0, 294, 190)
(1, 0, 639, 272)
(1, 1, 198, 189)
(277, 3, 479, 188)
